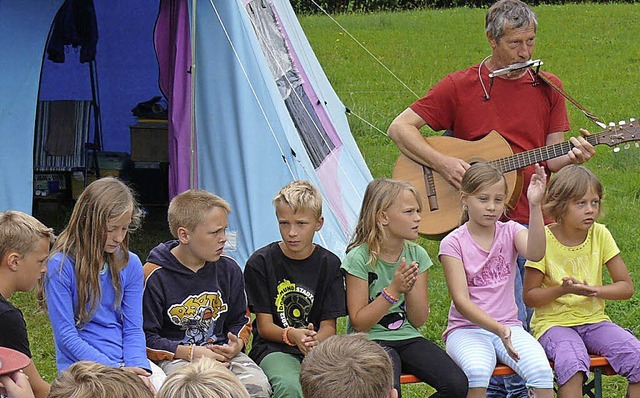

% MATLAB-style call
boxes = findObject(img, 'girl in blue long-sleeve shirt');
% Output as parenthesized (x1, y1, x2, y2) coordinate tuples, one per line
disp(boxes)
(43, 177, 162, 393)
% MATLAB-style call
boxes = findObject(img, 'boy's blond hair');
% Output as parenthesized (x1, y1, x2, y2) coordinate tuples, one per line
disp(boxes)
(543, 164, 603, 221)
(273, 180, 322, 220)
(157, 357, 250, 398)
(300, 333, 394, 398)
(48, 361, 153, 398)
(0, 210, 53, 261)
(168, 190, 231, 238)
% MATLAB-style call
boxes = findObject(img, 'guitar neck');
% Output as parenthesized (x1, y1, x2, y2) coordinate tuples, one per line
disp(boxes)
(491, 134, 600, 173)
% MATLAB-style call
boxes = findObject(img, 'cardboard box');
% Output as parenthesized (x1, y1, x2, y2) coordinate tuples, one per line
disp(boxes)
(130, 122, 168, 162)
(71, 169, 121, 200)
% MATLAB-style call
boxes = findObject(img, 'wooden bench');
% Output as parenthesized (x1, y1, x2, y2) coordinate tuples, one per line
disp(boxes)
(400, 355, 615, 398)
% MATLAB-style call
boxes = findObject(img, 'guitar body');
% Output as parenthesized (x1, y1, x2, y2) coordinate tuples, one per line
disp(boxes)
(392, 120, 640, 239)
(393, 131, 520, 239)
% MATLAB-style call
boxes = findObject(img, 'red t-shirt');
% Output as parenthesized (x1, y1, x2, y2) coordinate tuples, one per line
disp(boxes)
(410, 64, 570, 224)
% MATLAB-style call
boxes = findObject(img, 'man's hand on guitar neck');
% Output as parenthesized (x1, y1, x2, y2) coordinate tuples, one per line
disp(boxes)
(547, 128, 595, 171)
(567, 129, 596, 165)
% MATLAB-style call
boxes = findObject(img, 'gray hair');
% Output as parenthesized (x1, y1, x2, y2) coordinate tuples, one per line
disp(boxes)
(485, 0, 537, 41)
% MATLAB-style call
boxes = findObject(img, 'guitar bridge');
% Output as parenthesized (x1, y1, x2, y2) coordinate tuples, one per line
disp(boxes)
(422, 165, 439, 211)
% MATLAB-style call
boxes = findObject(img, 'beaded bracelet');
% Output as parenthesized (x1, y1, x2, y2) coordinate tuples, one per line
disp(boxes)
(381, 287, 399, 304)
(282, 327, 296, 346)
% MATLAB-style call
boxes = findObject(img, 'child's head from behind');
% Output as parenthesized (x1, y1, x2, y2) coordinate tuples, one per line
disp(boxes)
(48, 361, 153, 398)
(0, 211, 53, 292)
(543, 164, 603, 223)
(300, 333, 397, 398)
(348, 178, 422, 256)
(168, 190, 231, 263)
(157, 356, 250, 398)
(460, 162, 508, 224)
(273, 180, 323, 260)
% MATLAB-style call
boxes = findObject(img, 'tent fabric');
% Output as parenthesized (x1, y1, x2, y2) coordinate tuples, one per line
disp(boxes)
(193, 0, 372, 265)
(0, 0, 64, 214)
(155, 0, 194, 198)
(0, 0, 372, 268)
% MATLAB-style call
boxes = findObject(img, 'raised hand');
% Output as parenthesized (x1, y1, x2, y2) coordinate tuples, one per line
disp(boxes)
(527, 163, 547, 206)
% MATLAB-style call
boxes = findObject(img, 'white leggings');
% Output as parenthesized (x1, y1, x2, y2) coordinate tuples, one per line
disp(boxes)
(446, 326, 553, 389)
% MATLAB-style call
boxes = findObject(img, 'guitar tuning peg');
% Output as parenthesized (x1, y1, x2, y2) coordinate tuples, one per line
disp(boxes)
(630, 118, 636, 123)
(636, 142, 639, 148)
(609, 122, 616, 127)
(619, 120, 626, 125)
(625, 143, 630, 149)
(614, 147, 621, 152)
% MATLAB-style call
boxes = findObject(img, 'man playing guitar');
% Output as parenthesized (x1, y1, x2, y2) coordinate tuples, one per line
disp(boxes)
(388, 0, 595, 397)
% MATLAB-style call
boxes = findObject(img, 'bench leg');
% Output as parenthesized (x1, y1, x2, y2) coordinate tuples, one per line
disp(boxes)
(582, 368, 603, 398)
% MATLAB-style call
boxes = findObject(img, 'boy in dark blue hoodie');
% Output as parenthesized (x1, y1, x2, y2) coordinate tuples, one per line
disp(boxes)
(142, 190, 271, 397)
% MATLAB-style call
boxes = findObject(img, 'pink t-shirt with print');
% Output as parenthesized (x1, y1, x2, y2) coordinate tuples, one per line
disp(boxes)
(439, 221, 525, 340)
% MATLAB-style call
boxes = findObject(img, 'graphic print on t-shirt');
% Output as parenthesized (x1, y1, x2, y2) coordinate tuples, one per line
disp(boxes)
(275, 279, 314, 328)
(368, 272, 406, 330)
(167, 291, 228, 345)
(467, 253, 510, 287)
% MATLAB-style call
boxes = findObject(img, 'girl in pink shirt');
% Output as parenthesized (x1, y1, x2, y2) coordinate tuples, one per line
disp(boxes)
(439, 162, 553, 398)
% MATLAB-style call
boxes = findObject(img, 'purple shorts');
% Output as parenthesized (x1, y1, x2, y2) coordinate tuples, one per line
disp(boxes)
(538, 321, 640, 386)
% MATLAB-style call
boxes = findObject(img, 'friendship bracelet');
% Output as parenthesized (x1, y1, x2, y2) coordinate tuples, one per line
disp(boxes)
(381, 287, 398, 304)
(282, 327, 296, 346)
(186, 344, 195, 362)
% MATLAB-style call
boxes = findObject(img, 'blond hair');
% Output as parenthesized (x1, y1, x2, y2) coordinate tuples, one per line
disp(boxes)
(460, 162, 508, 224)
(347, 178, 422, 267)
(543, 165, 603, 221)
(273, 180, 323, 220)
(168, 190, 231, 238)
(300, 333, 394, 398)
(48, 361, 153, 398)
(0, 210, 53, 261)
(45, 177, 142, 325)
(157, 357, 250, 398)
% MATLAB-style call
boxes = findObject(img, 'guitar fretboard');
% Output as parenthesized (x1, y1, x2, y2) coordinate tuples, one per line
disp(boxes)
(491, 134, 600, 173)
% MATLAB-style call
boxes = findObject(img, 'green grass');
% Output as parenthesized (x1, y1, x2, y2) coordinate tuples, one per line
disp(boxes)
(14, 4, 640, 397)
(299, 3, 640, 396)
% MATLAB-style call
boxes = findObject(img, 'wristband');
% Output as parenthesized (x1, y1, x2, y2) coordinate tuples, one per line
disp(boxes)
(381, 287, 399, 304)
(282, 327, 296, 346)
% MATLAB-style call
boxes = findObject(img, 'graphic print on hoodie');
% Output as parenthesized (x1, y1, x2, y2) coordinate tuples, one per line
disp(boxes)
(142, 241, 250, 361)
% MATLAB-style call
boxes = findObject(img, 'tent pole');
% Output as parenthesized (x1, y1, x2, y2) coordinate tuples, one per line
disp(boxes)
(189, 0, 197, 189)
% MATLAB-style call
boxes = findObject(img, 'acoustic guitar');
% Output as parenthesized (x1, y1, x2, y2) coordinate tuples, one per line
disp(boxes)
(392, 120, 639, 239)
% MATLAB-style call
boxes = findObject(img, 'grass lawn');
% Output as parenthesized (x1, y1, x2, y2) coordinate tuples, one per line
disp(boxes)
(14, 3, 640, 397)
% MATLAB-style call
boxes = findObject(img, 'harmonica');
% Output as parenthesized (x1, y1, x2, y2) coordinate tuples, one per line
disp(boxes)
(489, 59, 543, 78)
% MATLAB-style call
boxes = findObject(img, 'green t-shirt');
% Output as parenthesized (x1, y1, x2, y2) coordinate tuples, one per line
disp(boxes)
(526, 223, 619, 339)
(341, 241, 432, 341)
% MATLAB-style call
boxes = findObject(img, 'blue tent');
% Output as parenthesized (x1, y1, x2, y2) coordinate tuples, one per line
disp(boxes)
(0, 0, 372, 266)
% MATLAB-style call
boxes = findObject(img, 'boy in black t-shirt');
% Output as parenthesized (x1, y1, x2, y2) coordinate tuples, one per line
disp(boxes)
(0, 211, 54, 398)
(244, 180, 346, 398)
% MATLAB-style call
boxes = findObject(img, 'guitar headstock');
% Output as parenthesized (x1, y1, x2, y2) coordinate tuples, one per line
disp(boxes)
(595, 119, 639, 149)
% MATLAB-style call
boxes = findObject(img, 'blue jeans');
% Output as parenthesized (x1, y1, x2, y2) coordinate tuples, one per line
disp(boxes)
(487, 253, 531, 398)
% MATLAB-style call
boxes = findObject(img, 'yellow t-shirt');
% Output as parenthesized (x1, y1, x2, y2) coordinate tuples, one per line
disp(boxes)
(526, 223, 619, 339)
